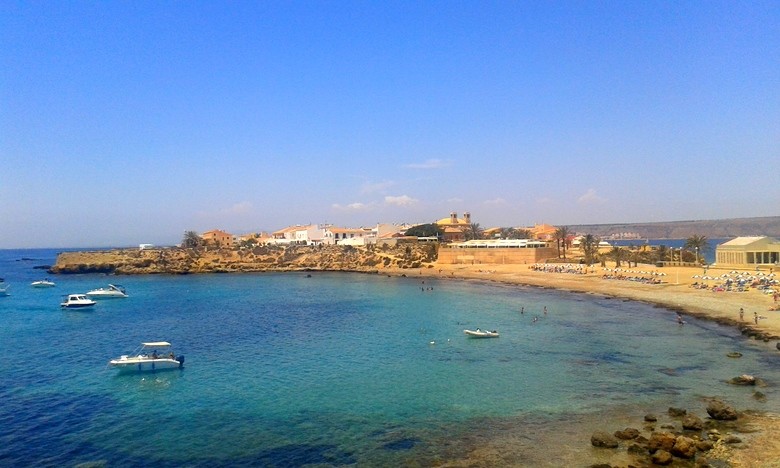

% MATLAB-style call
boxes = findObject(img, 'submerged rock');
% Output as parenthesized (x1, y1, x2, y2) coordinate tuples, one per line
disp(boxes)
(614, 427, 640, 440)
(682, 414, 704, 431)
(706, 400, 738, 421)
(668, 407, 687, 417)
(728, 374, 756, 385)
(590, 431, 619, 448)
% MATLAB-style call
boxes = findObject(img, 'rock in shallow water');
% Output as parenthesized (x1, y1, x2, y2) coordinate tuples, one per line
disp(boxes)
(590, 431, 619, 448)
(706, 400, 738, 421)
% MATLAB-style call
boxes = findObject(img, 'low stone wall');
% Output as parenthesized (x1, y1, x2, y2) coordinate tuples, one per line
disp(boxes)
(437, 246, 557, 265)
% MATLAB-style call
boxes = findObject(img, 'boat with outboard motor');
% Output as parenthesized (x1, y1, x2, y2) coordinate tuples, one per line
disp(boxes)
(61, 294, 96, 308)
(463, 328, 500, 338)
(31, 279, 56, 288)
(108, 342, 184, 373)
(86, 284, 128, 299)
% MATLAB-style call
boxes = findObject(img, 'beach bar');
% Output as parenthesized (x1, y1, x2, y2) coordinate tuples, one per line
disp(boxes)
(715, 236, 780, 269)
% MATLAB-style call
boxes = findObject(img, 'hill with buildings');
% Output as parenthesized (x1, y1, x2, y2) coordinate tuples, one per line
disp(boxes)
(568, 216, 780, 240)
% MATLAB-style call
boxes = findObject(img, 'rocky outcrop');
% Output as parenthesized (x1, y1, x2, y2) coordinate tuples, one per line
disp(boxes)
(49, 244, 439, 275)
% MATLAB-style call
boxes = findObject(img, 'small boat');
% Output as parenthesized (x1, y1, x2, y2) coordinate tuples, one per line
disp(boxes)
(31, 279, 56, 288)
(108, 342, 185, 373)
(86, 284, 128, 299)
(61, 294, 97, 308)
(463, 328, 500, 338)
(0, 283, 9, 297)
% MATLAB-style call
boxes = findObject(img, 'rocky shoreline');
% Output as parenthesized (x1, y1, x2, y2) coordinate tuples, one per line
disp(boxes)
(588, 399, 764, 467)
(49, 244, 438, 275)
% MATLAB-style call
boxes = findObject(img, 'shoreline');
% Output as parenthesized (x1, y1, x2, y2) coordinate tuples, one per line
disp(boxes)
(384, 262, 780, 466)
(392, 262, 780, 342)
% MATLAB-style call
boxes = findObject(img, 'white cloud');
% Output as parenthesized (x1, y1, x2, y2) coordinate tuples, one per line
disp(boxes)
(361, 180, 395, 194)
(403, 158, 450, 169)
(222, 201, 253, 215)
(484, 197, 506, 205)
(332, 202, 373, 212)
(384, 195, 418, 206)
(577, 188, 607, 205)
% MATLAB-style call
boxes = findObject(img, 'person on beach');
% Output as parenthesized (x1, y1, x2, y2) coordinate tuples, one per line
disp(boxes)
(543, 306, 547, 315)
(740, 308, 744, 321)
(755, 312, 759, 325)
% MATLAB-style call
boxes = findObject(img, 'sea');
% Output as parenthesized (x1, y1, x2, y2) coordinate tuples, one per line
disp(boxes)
(1, 248, 779, 467)
(608, 238, 729, 265)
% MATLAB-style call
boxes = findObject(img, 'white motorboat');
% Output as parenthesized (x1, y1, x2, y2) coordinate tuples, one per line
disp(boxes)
(86, 284, 128, 299)
(61, 294, 96, 308)
(0, 283, 9, 297)
(109, 342, 185, 373)
(463, 328, 500, 338)
(31, 279, 56, 288)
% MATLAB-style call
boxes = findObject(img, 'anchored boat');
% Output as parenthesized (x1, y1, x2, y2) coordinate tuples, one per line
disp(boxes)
(108, 342, 185, 373)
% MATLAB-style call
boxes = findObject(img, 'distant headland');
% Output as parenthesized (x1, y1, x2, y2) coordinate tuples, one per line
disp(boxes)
(568, 216, 780, 240)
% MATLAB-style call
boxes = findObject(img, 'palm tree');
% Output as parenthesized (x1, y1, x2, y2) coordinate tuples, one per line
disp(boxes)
(465, 223, 483, 241)
(579, 234, 600, 266)
(555, 226, 572, 259)
(656, 245, 669, 265)
(684, 234, 709, 265)
(182, 231, 202, 248)
(610, 246, 626, 268)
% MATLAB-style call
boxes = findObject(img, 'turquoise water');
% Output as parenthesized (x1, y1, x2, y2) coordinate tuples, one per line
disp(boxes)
(1, 249, 779, 466)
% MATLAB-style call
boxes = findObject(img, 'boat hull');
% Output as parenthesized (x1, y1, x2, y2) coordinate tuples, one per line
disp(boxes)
(61, 302, 96, 308)
(463, 329, 499, 338)
(109, 357, 183, 373)
(86, 292, 126, 299)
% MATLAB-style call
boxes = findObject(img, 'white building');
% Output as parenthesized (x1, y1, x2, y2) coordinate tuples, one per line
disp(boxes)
(715, 236, 780, 268)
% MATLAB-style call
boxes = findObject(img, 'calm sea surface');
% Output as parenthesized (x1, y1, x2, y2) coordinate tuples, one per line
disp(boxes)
(1, 248, 778, 466)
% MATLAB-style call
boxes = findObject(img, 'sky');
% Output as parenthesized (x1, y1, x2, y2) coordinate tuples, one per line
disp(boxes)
(1, 2, 778, 248)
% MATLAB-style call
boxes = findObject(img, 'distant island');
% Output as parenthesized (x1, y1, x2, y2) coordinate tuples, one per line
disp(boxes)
(568, 216, 780, 239)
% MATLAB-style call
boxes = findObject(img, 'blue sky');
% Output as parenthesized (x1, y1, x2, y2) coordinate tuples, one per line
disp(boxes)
(2, 2, 778, 248)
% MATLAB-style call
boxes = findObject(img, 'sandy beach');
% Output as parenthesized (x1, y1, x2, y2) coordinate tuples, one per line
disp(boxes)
(395, 261, 780, 466)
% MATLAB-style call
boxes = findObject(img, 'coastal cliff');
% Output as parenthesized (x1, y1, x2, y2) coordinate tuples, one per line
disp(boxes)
(49, 243, 439, 275)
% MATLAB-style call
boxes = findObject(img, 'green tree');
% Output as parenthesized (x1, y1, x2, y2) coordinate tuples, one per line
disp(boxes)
(404, 223, 443, 238)
(465, 223, 483, 241)
(656, 245, 669, 264)
(555, 226, 572, 259)
(500, 227, 531, 239)
(684, 234, 709, 265)
(579, 234, 600, 266)
(610, 246, 626, 267)
(182, 231, 202, 248)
